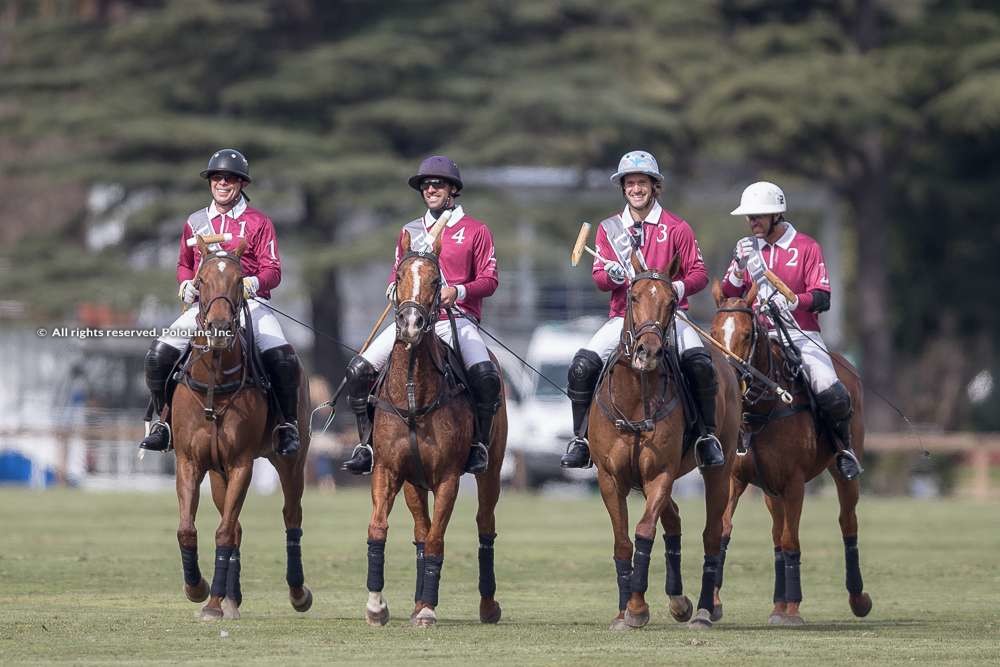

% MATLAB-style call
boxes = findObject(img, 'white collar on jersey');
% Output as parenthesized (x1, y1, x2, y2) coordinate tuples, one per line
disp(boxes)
(208, 196, 247, 222)
(620, 201, 662, 227)
(423, 204, 464, 229)
(760, 221, 797, 250)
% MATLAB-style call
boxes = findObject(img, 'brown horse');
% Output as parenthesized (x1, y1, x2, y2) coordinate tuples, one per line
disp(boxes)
(363, 230, 507, 628)
(590, 253, 741, 631)
(710, 280, 871, 625)
(172, 236, 312, 620)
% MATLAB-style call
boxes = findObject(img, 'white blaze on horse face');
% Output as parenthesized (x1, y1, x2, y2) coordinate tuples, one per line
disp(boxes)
(409, 262, 423, 302)
(722, 316, 737, 354)
(217, 261, 226, 273)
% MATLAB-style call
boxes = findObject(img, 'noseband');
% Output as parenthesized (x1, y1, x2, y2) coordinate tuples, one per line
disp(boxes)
(622, 270, 677, 359)
(395, 250, 442, 336)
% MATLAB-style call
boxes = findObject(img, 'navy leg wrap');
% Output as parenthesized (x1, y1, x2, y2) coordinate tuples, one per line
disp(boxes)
(419, 554, 443, 607)
(715, 534, 731, 591)
(773, 548, 786, 603)
(844, 535, 864, 595)
(784, 550, 802, 603)
(664, 534, 683, 596)
(210, 545, 234, 599)
(180, 545, 202, 587)
(614, 558, 633, 612)
(286, 528, 304, 589)
(226, 547, 242, 606)
(413, 542, 425, 603)
(630, 536, 654, 595)
(698, 555, 720, 613)
(478, 533, 497, 599)
(366, 539, 386, 592)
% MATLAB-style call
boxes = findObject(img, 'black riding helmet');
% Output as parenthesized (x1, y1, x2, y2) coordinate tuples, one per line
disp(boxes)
(408, 155, 462, 195)
(200, 149, 251, 183)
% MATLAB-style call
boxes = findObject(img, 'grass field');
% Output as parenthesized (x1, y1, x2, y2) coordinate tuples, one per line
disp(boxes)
(1, 485, 998, 665)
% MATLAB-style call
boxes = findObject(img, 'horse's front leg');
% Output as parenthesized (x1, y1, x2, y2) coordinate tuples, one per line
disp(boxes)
(713, 474, 749, 621)
(659, 499, 692, 623)
(474, 448, 504, 624)
(365, 465, 401, 627)
(402, 482, 431, 622)
(776, 480, 806, 626)
(273, 455, 312, 612)
(204, 462, 253, 621)
(176, 457, 209, 604)
(688, 463, 730, 629)
(411, 475, 461, 627)
(829, 466, 872, 617)
(764, 493, 788, 624)
(597, 468, 633, 630)
(626, 471, 675, 629)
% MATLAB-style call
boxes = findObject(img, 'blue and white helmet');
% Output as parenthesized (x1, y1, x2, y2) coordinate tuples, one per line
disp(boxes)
(610, 150, 664, 185)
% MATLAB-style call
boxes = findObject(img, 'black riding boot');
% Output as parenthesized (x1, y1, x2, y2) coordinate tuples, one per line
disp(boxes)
(560, 350, 603, 469)
(139, 341, 182, 452)
(816, 382, 862, 480)
(681, 348, 725, 469)
(465, 361, 501, 475)
(262, 345, 302, 457)
(342, 356, 377, 475)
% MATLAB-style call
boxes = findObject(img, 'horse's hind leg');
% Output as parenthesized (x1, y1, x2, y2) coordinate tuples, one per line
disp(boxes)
(597, 469, 633, 630)
(205, 463, 253, 621)
(403, 482, 431, 621)
(830, 466, 872, 617)
(688, 464, 729, 629)
(366, 466, 402, 627)
(475, 456, 503, 624)
(659, 499, 692, 623)
(176, 458, 209, 604)
(412, 475, 461, 627)
(274, 456, 312, 612)
(713, 475, 749, 621)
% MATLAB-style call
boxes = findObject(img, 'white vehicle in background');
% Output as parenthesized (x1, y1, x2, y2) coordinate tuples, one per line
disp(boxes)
(502, 317, 605, 488)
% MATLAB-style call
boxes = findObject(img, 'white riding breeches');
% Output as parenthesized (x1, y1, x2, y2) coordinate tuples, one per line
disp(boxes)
(157, 298, 289, 352)
(769, 329, 839, 394)
(584, 315, 703, 363)
(361, 316, 492, 371)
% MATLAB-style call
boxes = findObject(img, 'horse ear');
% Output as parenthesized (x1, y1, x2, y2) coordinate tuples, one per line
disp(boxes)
(667, 253, 682, 280)
(629, 253, 643, 275)
(712, 279, 724, 308)
(234, 238, 248, 259)
(401, 230, 412, 253)
(432, 230, 443, 256)
(746, 280, 759, 305)
(196, 235, 210, 257)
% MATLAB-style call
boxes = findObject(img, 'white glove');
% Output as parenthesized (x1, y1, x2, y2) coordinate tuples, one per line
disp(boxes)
(735, 237, 755, 270)
(766, 293, 799, 323)
(178, 279, 199, 304)
(385, 283, 397, 303)
(242, 276, 260, 299)
(604, 260, 626, 285)
(671, 280, 685, 301)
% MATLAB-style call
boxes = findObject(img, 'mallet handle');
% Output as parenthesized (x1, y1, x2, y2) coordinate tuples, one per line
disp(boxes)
(763, 269, 797, 303)
(186, 233, 232, 247)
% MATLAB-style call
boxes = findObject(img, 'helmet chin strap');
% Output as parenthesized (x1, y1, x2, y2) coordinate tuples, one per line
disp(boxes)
(428, 196, 456, 218)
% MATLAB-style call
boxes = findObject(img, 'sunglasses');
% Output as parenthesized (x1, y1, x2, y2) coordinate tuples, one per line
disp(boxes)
(209, 173, 242, 183)
(419, 178, 449, 191)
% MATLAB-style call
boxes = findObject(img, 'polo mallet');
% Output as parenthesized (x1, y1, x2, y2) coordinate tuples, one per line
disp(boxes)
(186, 232, 233, 247)
(676, 311, 794, 404)
(570, 222, 611, 266)
(316, 209, 454, 421)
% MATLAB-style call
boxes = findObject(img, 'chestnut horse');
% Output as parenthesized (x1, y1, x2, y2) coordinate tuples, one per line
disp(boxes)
(172, 236, 312, 620)
(710, 280, 871, 625)
(591, 253, 740, 631)
(363, 230, 507, 628)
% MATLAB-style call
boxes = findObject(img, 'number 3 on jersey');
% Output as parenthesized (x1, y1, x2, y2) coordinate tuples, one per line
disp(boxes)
(450, 227, 466, 244)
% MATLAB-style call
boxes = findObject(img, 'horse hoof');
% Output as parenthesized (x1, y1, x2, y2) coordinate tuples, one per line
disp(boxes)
(780, 614, 805, 626)
(609, 615, 630, 631)
(366, 604, 389, 627)
(411, 607, 437, 627)
(850, 593, 872, 617)
(479, 599, 502, 624)
(185, 578, 209, 603)
(710, 603, 723, 623)
(199, 606, 224, 622)
(624, 605, 650, 628)
(687, 608, 713, 630)
(669, 595, 693, 623)
(290, 586, 313, 613)
(767, 612, 785, 625)
(221, 597, 240, 620)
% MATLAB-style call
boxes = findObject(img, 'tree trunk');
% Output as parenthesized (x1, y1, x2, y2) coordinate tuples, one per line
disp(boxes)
(310, 265, 349, 419)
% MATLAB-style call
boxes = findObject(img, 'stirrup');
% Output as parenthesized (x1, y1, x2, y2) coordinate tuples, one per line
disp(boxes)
(836, 449, 864, 481)
(139, 420, 172, 452)
(465, 442, 489, 475)
(694, 433, 725, 469)
(343, 443, 373, 475)
(273, 422, 300, 456)
(560, 436, 593, 469)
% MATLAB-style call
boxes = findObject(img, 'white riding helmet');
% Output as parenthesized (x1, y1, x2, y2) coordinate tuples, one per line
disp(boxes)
(610, 150, 664, 185)
(731, 181, 787, 215)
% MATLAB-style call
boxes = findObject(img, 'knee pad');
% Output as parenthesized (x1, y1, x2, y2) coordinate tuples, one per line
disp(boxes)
(817, 382, 852, 421)
(681, 348, 716, 387)
(567, 349, 603, 399)
(145, 341, 182, 394)
(346, 355, 377, 401)
(467, 361, 501, 411)
(262, 345, 300, 385)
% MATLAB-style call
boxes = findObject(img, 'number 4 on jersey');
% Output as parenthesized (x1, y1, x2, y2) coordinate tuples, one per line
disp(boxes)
(451, 227, 465, 244)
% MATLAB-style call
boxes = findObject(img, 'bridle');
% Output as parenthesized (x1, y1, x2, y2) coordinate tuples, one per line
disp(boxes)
(621, 270, 677, 360)
(193, 253, 245, 352)
(717, 302, 784, 405)
(394, 250, 443, 341)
